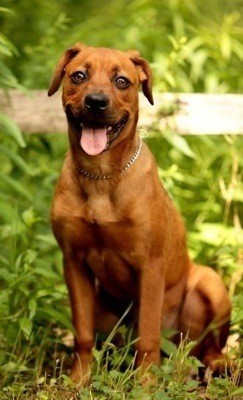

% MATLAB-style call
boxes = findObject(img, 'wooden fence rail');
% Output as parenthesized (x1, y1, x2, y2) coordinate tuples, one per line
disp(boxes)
(0, 90, 243, 135)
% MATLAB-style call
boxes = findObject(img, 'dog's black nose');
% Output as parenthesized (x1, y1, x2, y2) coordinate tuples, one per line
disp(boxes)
(84, 93, 109, 111)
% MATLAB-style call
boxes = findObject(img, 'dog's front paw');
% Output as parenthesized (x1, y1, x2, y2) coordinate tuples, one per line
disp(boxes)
(70, 363, 91, 388)
(139, 370, 158, 388)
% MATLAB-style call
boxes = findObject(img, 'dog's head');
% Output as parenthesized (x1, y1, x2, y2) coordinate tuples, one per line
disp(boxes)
(48, 43, 153, 156)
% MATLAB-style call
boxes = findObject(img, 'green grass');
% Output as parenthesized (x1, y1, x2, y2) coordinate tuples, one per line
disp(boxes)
(0, 130, 242, 399)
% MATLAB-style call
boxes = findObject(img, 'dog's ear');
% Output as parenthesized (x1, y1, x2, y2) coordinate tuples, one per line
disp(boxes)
(127, 50, 154, 105)
(48, 43, 85, 96)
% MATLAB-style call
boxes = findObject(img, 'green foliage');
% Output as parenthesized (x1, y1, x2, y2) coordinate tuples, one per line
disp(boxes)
(0, 7, 24, 91)
(0, 132, 71, 387)
(1, 330, 242, 398)
(1, 0, 243, 92)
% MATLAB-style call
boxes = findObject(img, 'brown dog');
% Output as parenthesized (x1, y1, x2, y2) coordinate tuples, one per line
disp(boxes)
(48, 43, 231, 385)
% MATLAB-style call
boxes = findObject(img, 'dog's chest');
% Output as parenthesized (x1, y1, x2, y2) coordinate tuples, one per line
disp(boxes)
(80, 193, 147, 292)
(84, 193, 117, 225)
(87, 247, 136, 299)
(83, 194, 137, 252)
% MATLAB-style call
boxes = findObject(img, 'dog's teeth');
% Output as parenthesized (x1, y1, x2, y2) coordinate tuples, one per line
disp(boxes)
(107, 126, 113, 133)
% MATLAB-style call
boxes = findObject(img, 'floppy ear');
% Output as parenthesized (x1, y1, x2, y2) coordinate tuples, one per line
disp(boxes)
(48, 43, 85, 96)
(127, 50, 154, 105)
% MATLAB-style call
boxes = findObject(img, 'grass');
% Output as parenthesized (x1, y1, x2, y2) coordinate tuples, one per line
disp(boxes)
(0, 130, 242, 399)
(1, 333, 242, 399)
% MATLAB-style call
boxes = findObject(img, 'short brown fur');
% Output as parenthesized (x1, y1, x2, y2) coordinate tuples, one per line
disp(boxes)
(49, 43, 231, 385)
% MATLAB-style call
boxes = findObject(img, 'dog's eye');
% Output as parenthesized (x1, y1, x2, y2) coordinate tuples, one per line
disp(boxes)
(115, 76, 130, 89)
(71, 71, 86, 84)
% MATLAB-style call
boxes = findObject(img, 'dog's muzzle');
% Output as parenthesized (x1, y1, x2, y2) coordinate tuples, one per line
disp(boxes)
(65, 102, 129, 156)
(84, 93, 109, 112)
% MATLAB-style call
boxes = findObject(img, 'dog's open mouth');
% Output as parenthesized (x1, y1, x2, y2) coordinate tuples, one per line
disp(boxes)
(80, 116, 128, 156)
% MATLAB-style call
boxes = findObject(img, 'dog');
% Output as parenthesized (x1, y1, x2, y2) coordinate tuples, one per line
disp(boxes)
(48, 43, 231, 385)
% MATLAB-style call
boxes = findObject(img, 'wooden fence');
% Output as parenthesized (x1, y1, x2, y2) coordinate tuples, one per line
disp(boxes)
(0, 90, 243, 135)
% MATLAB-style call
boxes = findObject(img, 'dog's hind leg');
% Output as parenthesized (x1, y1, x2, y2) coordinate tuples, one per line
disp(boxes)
(179, 265, 231, 373)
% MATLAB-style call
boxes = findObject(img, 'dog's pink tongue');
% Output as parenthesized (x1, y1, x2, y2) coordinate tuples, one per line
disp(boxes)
(80, 126, 108, 155)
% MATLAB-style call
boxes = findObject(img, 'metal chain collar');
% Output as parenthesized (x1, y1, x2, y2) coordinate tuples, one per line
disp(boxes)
(79, 139, 143, 180)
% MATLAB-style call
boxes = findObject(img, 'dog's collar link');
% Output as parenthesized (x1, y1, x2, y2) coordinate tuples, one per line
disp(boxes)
(79, 139, 142, 180)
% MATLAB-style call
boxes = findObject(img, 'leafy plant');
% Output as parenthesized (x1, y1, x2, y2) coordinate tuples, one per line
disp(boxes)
(1, 0, 242, 92)
(0, 7, 24, 91)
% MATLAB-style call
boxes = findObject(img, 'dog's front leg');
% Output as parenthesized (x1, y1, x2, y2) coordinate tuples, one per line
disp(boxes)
(64, 254, 95, 386)
(136, 258, 164, 379)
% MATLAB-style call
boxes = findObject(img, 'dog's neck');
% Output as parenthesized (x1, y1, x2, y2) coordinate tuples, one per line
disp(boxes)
(68, 114, 140, 179)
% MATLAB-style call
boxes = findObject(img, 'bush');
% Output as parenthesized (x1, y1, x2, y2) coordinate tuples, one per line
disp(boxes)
(1, 0, 242, 92)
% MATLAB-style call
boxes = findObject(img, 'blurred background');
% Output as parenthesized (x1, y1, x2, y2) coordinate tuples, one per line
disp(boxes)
(0, 1, 242, 397)
(1, 0, 243, 92)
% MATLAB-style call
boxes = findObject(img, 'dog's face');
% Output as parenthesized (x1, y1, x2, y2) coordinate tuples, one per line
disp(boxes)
(48, 43, 153, 155)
